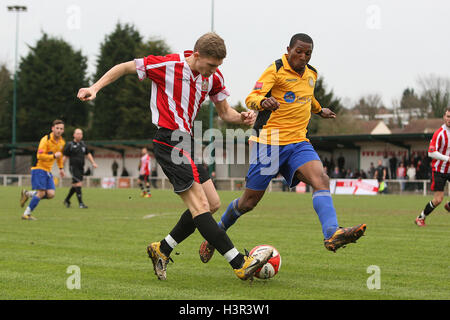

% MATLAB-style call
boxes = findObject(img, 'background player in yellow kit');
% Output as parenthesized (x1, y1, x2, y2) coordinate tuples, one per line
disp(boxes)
(20, 119, 66, 220)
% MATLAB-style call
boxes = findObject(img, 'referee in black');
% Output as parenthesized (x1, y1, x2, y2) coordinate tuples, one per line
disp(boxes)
(63, 128, 97, 208)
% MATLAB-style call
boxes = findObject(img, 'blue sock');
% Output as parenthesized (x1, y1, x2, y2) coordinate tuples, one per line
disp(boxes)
(218, 198, 243, 231)
(312, 190, 339, 239)
(29, 195, 41, 211)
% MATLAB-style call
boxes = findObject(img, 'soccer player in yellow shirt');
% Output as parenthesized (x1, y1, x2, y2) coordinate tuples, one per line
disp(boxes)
(199, 34, 366, 262)
(20, 119, 66, 220)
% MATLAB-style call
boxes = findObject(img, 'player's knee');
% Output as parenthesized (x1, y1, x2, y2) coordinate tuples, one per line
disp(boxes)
(209, 199, 221, 214)
(239, 197, 258, 213)
(46, 191, 55, 199)
(433, 196, 444, 205)
(35, 190, 46, 198)
(311, 172, 329, 190)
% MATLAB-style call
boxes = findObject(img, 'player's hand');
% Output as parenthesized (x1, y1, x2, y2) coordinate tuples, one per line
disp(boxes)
(59, 168, 65, 178)
(261, 97, 280, 111)
(54, 152, 62, 159)
(92, 162, 98, 169)
(240, 111, 256, 126)
(319, 108, 336, 119)
(77, 87, 97, 101)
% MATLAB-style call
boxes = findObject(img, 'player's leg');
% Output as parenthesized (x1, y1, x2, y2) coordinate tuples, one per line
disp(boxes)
(199, 187, 265, 263)
(20, 189, 37, 207)
(144, 175, 151, 197)
(157, 179, 220, 264)
(149, 131, 270, 280)
(201, 179, 221, 214)
(73, 182, 87, 208)
(295, 160, 340, 239)
(179, 182, 269, 278)
(416, 171, 445, 226)
(199, 142, 276, 263)
(138, 176, 146, 197)
(64, 184, 76, 207)
(291, 143, 365, 252)
(64, 165, 77, 207)
(22, 189, 45, 220)
(219, 188, 265, 230)
(22, 169, 49, 220)
(217, 142, 277, 231)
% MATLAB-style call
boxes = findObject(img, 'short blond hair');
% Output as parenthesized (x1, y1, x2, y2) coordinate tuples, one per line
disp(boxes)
(194, 32, 226, 60)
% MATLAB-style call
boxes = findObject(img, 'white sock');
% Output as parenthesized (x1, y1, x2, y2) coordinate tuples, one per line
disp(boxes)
(164, 234, 178, 249)
(26, 191, 37, 197)
(419, 211, 426, 219)
(23, 207, 31, 216)
(223, 248, 240, 263)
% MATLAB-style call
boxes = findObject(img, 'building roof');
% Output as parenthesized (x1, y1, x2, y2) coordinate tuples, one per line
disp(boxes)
(400, 118, 443, 134)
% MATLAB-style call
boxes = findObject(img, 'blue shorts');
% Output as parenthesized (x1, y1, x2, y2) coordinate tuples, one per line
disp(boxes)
(31, 169, 55, 190)
(246, 141, 320, 190)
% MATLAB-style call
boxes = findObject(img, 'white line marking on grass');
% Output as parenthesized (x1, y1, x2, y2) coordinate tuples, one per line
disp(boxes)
(143, 212, 178, 219)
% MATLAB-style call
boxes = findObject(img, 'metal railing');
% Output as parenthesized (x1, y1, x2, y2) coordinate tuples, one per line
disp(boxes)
(0, 174, 447, 196)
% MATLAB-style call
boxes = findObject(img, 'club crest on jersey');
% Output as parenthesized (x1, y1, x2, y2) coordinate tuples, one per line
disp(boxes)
(284, 91, 296, 103)
(201, 79, 209, 91)
(308, 76, 315, 88)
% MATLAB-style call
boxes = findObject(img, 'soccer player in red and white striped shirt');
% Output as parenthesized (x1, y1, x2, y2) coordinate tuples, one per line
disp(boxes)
(416, 108, 450, 226)
(138, 147, 152, 197)
(77, 33, 272, 280)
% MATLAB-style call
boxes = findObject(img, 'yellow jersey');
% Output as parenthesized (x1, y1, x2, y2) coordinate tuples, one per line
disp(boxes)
(246, 54, 322, 145)
(32, 133, 65, 172)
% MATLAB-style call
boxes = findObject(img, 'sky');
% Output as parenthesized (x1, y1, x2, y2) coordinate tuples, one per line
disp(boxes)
(1, 0, 450, 108)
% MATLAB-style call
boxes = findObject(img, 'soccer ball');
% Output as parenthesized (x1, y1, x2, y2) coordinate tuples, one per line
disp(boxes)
(249, 245, 281, 279)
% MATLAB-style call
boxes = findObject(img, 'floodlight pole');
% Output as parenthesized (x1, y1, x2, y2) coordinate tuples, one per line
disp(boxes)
(7, 5, 27, 174)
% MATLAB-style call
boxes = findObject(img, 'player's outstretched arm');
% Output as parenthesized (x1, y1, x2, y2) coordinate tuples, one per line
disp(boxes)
(214, 99, 256, 126)
(77, 61, 136, 101)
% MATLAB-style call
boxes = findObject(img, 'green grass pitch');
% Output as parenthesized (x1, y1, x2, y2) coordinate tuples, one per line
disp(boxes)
(0, 186, 449, 300)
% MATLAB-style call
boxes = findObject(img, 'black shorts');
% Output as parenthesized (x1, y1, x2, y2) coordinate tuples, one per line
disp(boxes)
(70, 164, 84, 184)
(431, 171, 450, 191)
(153, 128, 210, 193)
(138, 174, 149, 182)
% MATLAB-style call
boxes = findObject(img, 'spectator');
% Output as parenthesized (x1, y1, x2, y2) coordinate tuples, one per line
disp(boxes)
(337, 153, 345, 171)
(368, 162, 376, 178)
(389, 155, 398, 179)
(416, 160, 427, 180)
(329, 156, 335, 173)
(406, 163, 416, 191)
(323, 158, 330, 172)
(374, 160, 388, 194)
(330, 166, 342, 178)
(345, 168, 353, 178)
(360, 169, 367, 179)
(374, 160, 386, 182)
(382, 154, 390, 179)
(396, 162, 406, 191)
(112, 160, 119, 177)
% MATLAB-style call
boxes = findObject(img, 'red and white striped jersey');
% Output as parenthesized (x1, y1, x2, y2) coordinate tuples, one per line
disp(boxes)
(134, 50, 230, 134)
(139, 154, 151, 176)
(428, 124, 450, 173)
